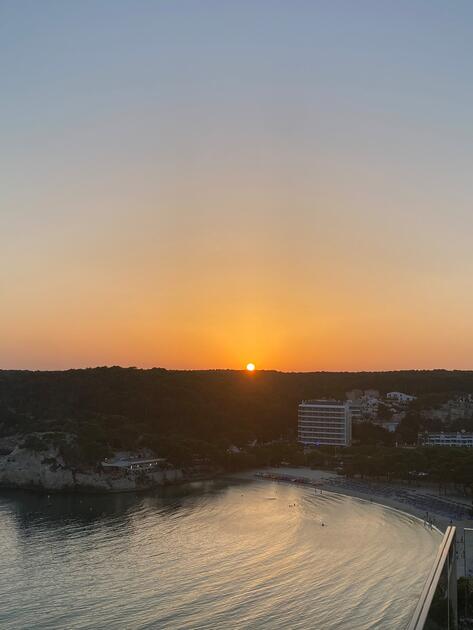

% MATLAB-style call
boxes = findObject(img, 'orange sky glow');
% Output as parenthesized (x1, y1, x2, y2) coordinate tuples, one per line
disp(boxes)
(2, 3, 473, 371)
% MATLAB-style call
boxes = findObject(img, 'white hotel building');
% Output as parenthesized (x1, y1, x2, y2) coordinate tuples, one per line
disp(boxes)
(298, 400, 352, 447)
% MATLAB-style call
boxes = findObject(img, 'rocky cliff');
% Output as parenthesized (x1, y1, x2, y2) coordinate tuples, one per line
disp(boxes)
(0, 443, 184, 493)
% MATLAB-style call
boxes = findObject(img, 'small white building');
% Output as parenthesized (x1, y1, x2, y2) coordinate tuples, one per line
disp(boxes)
(386, 392, 417, 404)
(374, 420, 399, 433)
(101, 456, 167, 471)
(420, 432, 473, 447)
(345, 390, 379, 422)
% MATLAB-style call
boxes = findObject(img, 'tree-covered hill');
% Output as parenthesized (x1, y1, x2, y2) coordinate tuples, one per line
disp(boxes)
(2, 367, 473, 456)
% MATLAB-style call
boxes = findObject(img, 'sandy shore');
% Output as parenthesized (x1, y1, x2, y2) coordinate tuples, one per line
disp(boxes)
(231, 467, 473, 562)
(231, 467, 473, 577)
(233, 467, 443, 524)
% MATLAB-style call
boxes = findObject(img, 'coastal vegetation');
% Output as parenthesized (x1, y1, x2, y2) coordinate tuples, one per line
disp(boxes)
(2, 367, 473, 490)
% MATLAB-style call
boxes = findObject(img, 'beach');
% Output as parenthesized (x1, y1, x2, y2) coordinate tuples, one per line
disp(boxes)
(233, 466, 473, 576)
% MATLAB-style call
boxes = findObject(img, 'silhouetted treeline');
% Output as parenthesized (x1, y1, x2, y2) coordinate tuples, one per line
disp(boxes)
(2, 367, 473, 464)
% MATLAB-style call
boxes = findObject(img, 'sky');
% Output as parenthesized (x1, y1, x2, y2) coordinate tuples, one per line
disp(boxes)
(2, 1, 473, 371)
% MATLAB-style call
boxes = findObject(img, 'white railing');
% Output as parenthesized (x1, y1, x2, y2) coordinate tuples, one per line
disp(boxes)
(408, 525, 457, 630)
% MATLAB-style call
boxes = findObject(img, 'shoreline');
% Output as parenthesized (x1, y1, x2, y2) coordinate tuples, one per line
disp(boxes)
(0, 471, 219, 496)
(233, 466, 473, 577)
(231, 467, 473, 533)
(315, 484, 444, 535)
(3, 463, 471, 538)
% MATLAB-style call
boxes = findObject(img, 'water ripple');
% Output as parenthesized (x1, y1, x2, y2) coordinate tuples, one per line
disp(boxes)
(0, 481, 441, 629)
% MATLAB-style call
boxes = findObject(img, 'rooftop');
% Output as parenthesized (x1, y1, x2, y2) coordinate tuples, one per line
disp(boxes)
(102, 456, 166, 468)
(300, 399, 348, 406)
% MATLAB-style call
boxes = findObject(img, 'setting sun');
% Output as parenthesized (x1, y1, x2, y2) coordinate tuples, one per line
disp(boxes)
(246, 363, 256, 372)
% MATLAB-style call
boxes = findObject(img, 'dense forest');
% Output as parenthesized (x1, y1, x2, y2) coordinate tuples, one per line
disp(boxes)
(2, 367, 473, 466)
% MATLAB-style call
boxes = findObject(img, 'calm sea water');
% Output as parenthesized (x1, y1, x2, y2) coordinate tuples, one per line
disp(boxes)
(0, 479, 440, 629)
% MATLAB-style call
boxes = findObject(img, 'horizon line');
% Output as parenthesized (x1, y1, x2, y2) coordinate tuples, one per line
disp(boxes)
(2, 365, 473, 375)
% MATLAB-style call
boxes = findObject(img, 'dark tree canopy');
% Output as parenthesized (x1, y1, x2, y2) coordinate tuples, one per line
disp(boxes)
(1, 367, 473, 464)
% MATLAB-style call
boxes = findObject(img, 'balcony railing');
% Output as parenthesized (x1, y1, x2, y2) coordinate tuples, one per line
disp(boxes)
(408, 526, 457, 630)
